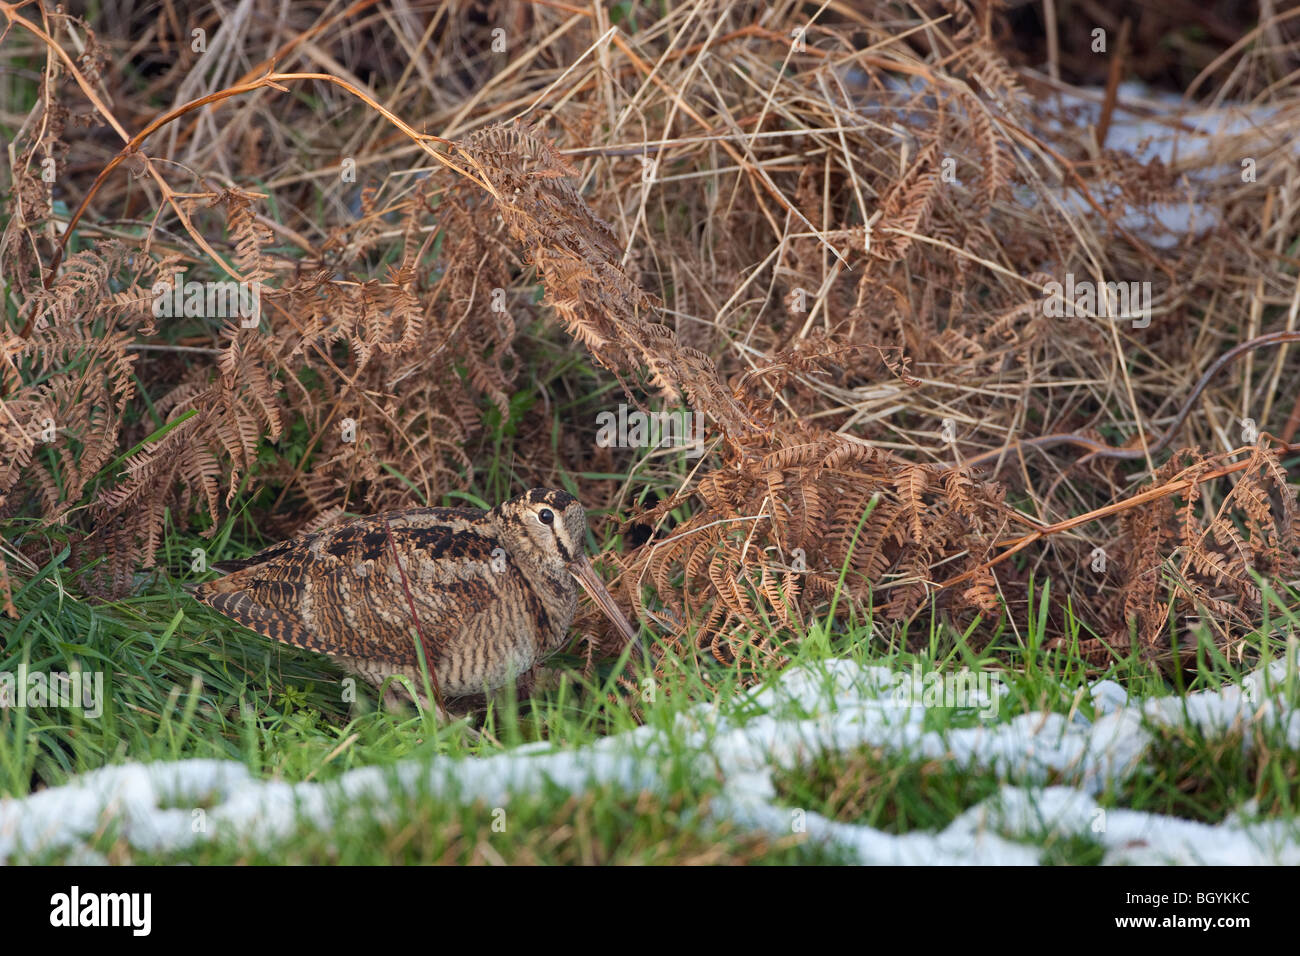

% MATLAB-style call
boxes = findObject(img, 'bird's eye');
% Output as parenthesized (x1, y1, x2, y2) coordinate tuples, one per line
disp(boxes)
(538, 508, 554, 525)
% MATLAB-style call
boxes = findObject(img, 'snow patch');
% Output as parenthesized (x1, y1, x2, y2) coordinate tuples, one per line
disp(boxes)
(2, 654, 1297, 864)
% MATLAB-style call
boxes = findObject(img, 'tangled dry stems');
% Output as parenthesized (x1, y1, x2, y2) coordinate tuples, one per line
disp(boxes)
(2, 1, 1299, 685)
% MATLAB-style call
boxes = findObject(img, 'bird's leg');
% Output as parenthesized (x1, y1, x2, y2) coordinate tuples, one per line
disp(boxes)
(409, 690, 482, 742)
(378, 675, 482, 738)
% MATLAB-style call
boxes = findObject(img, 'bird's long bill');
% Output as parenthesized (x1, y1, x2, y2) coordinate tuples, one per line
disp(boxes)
(568, 555, 644, 655)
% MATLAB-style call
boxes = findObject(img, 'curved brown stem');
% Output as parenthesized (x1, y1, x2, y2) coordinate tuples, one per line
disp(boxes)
(937, 436, 1300, 594)
(965, 329, 1300, 472)
(379, 514, 446, 718)
(35, 70, 473, 323)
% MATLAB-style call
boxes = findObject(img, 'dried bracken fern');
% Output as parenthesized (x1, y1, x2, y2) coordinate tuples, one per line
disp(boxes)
(1104, 444, 1299, 661)
(1, 0, 1297, 686)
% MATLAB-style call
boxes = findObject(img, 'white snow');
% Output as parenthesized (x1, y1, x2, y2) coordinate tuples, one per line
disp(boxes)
(1032, 83, 1283, 248)
(2, 651, 1297, 864)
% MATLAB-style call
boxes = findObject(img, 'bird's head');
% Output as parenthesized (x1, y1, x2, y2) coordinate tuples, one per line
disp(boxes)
(494, 489, 642, 653)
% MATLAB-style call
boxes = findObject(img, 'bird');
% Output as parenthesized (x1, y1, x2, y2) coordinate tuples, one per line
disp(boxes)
(191, 488, 643, 717)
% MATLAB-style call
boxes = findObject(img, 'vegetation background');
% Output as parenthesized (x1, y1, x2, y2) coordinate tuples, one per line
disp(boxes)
(1, 0, 1298, 863)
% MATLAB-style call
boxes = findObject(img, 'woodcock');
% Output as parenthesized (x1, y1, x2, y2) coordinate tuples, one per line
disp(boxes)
(192, 489, 642, 712)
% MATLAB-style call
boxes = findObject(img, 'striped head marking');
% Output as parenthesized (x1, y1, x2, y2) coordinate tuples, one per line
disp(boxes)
(496, 488, 640, 651)
(496, 488, 642, 652)
(495, 488, 587, 571)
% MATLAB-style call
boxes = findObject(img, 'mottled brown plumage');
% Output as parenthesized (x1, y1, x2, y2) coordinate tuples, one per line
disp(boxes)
(192, 489, 640, 712)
